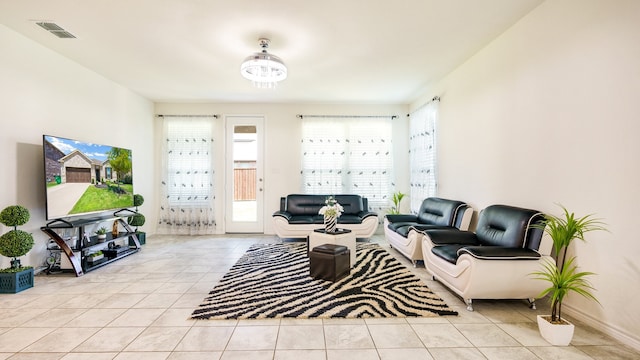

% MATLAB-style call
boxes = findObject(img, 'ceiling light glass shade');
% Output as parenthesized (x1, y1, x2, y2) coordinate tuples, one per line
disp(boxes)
(240, 39, 287, 89)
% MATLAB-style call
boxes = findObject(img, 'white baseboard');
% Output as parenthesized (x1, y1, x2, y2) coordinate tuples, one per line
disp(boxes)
(563, 304, 640, 352)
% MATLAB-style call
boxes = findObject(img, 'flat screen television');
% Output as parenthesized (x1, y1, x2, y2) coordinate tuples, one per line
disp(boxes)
(43, 135, 134, 221)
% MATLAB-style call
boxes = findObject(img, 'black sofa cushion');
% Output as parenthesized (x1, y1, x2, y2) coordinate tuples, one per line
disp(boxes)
(417, 197, 467, 226)
(288, 215, 322, 224)
(458, 246, 541, 260)
(284, 195, 329, 216)
(475, 205, 544, 249)
(422, 229, 480, 246)
(431, 245, 468, 264)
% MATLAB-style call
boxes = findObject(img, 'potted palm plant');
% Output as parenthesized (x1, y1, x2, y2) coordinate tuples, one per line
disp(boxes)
(532, 205, 607, 345)
(388, 191, 405, 214)
(0, 205, 35, 293)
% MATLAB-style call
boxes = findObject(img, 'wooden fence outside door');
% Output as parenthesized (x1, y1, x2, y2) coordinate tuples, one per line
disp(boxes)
(234, 168, 256, 200)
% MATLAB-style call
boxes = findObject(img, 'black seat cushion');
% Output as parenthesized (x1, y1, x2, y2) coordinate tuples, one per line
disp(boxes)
(387, 221, 419, 232)
(458, 246, 541, 260)
(392, 224, 455, 238)
(337, 214, 364, 224)
(422, 229, 480, 246)
(431, 245, 468, 264)
(288, 215, 317, 224)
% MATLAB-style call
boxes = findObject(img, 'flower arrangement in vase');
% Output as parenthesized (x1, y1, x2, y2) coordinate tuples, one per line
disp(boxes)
(318, 196, 344, 233)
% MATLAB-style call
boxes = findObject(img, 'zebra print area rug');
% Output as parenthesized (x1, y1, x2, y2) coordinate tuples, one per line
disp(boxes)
(191, 242, 457, 319)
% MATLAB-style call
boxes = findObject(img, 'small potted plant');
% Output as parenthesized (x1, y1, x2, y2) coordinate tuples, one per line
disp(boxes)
(95, 227, 108, 241)
(388, 191, 405, 214)
(532, 205, 607, 345)
(0, 205, 35, 293)
(86, 250, 104, 264)
(127, 194, 146, 245)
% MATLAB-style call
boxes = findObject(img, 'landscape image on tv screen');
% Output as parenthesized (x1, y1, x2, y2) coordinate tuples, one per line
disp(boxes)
(43, 135, 134, 220)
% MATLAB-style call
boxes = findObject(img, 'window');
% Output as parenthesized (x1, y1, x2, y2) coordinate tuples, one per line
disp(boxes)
(164, 120, 213, 206)
(158, 116, 216, 235)
(301, 116, 393, 212)
(409, 101, 438, 213)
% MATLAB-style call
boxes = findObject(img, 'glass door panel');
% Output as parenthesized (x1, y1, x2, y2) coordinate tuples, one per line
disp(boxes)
(225, 116, 264, 233)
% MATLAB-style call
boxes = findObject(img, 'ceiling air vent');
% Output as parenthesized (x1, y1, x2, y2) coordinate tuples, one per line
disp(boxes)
(36, 22, 76, 39)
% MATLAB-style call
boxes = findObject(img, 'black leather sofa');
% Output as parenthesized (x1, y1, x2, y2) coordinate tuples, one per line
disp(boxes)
(384, 197, 473, 265)
(420, 204, 552, 311)
(272, 194, 378, 238)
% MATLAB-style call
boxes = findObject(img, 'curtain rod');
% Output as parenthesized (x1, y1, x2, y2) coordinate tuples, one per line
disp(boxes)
(406, 96, 441, 117)
(156, 114, 218, 118)
(296, 114, 397, 119)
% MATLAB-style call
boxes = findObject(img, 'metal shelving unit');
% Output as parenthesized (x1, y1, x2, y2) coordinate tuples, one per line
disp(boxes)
(41, 215, 141, 277)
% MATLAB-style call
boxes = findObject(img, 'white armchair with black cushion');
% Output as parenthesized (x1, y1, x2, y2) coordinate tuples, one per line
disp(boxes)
(420, 204, 553, 311)
(384, 197, 472, 266)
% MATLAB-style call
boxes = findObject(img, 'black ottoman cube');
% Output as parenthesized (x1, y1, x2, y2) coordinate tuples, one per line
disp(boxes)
(309, 243, 350, 282)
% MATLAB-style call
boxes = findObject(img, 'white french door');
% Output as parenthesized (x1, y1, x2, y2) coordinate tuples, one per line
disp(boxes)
(224, 115, 264, 233)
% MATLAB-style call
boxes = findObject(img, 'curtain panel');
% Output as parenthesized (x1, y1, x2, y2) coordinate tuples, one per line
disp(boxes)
(157, 116, 216, 235)
(409, 101, 438, 214)
(300, 116, 394, 213)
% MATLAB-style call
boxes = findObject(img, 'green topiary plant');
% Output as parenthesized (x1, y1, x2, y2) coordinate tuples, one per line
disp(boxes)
(128, 213, 146, 232)
(133, 194, 144, 209)
(128, 194, 146, 232)
(0, 205, 35, 271)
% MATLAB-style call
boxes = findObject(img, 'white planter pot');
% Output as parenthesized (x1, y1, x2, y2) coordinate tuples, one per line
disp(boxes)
(87, 254, 104, 263)
(537, 315, 575, 346)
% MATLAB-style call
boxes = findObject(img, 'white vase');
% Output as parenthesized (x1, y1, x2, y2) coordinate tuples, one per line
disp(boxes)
(537, 315, 575, 346)
(87, 254, 104, 263)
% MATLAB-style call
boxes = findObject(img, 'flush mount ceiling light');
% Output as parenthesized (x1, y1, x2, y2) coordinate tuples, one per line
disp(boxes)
(240, 38, 287, 89)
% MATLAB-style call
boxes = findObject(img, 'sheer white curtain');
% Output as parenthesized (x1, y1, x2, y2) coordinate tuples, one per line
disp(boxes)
(157, 116, 216, 235)
(300, 116, 394, 213)
(409, 100, 438, 214)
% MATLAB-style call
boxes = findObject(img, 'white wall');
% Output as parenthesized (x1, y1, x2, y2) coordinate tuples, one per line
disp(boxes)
(154, 102, 409, 235)
(413, 0, 640, 349)
(0, 25, 155, 270)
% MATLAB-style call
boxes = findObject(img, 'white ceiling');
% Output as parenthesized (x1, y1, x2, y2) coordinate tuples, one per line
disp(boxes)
(0, 0, 543, 104)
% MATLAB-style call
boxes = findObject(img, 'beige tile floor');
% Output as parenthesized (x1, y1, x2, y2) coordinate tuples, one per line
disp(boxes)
(1, 234, 638, 360)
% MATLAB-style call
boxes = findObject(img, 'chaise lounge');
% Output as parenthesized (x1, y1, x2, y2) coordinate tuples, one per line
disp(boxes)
(419, 204, 553, 311)
(384, 197, 472, 266)
(272, 194, 378, 238)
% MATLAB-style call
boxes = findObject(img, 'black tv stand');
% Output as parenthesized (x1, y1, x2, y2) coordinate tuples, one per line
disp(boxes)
(41, 215, 141, 277)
